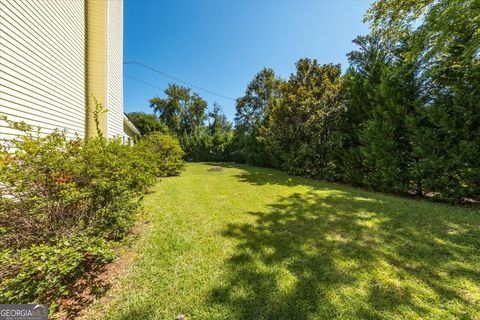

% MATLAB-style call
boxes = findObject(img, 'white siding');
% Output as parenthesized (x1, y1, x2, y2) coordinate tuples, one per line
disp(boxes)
(0, 0, 86, 140)
(106, 0, 124, 139)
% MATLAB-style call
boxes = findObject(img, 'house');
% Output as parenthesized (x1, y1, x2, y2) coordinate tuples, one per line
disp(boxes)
(0, 0, 140, 142)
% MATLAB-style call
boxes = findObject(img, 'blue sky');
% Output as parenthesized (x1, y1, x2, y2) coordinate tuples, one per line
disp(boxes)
(123, 0, 372, 120)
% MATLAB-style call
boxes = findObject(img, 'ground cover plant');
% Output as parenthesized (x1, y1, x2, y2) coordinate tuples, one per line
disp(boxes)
(88, 163, 480, 320)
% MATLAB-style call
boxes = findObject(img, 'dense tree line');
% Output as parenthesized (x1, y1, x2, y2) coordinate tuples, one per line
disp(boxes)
(129, 84, 234, 162)
(129, 0, 479, 202)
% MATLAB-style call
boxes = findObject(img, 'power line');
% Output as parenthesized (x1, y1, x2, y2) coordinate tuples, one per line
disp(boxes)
(124, 74, 164, 91)
(124, 60, 236, 101)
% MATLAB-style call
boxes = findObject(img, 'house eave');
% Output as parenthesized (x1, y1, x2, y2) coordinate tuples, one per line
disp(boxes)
(123, 113, 141, 137)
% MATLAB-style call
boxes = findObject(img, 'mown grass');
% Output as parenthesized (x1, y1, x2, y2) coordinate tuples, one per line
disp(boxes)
(88, 163, 480, 320)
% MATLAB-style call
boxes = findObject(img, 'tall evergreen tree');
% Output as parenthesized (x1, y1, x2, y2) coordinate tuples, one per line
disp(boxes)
(367, 0, 480, 200)
(359, 57, 419, 193)
(207, 103, 234, 162)
(334, 35, 391, 185)
(233, 68, 282, 166)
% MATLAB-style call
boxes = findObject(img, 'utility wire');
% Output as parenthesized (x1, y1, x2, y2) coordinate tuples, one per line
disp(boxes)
(124, 74, 164, 91)
(124, 60, 236, 101)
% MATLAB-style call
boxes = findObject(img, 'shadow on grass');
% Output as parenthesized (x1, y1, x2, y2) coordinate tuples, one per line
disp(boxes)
(205, 162, 302, 186)
(209, 166, 480, 319)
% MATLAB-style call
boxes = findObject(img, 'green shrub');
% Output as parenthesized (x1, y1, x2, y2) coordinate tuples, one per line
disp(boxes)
(135, 132, 185, 177)
(78, 137, 156, 239)
(0, 130, 155, 249)
(0, 237, 113, 304)
(0, 118, 159, 306)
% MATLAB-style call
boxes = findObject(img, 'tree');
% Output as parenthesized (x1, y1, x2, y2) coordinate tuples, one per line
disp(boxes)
(268, 59, 345, 179)
(235, 68, 281, 131)
(149, 84, 207, 135)
(233, 68, 283, 166)
(366, 0, 480, 200)
(358, 56, 419, 193)
(333, 35, 392, 185)
(149, 83, 211, 161)
(208, 103, 232, 134)
(148, 84, 235, 162)
(149, 84, 187, 134)
(207, 103, 234, 162)
(180, 93, 208, 136)
(335, 34, 421, 193)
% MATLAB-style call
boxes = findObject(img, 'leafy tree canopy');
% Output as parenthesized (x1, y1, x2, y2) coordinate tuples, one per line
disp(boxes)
(149, 84, 208, 135)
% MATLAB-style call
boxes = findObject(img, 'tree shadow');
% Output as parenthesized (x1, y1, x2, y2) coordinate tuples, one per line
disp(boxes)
(208, 167, 480, 319)
(205, 162, 322, 187)
(231, 165, 480, 207)
(234, 165, 310, 187)
(204, 162, 238, 168)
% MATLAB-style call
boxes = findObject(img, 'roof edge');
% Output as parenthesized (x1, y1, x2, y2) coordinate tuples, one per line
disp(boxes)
(123, 113, 141, 137)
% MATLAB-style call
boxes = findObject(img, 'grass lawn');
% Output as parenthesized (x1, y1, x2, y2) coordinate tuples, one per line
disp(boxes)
(88, 163, 480, 320)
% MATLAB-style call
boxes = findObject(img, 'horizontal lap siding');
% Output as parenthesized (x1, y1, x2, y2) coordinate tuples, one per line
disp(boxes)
(106, 0, 124, 139)
(0, 0, 86, 141)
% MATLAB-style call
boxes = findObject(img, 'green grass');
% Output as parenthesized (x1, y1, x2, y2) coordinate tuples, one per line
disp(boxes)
(89, 163, 480, 320)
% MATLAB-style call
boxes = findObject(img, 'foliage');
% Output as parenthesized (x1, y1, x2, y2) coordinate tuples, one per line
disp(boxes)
(135, 132, 185, 177)
(133, 0, 480, 202)
(365, 0, 480, 65)
(0, 111, 184, 305)
(363, 0, 480, 200)
(358, 61, 418, 193)
(235, 68, 281, 131)
(149, 84, 207, 136)
(148, 84, 234, 162)
(209, 103, 232, 134)
(267, 59, 345, 180)
(233, 68, 282, 166)
(334, 35, 421, 193)
(331, 35, 391, 186)
(0, 129, 153, 249)
(206, 104, 234, 162)
(224, 0, 480, 202)
(1, 237, 113, 304)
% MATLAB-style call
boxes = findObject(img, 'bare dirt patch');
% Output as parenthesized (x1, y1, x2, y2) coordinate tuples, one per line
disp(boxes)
(52, 215, 150, 320)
